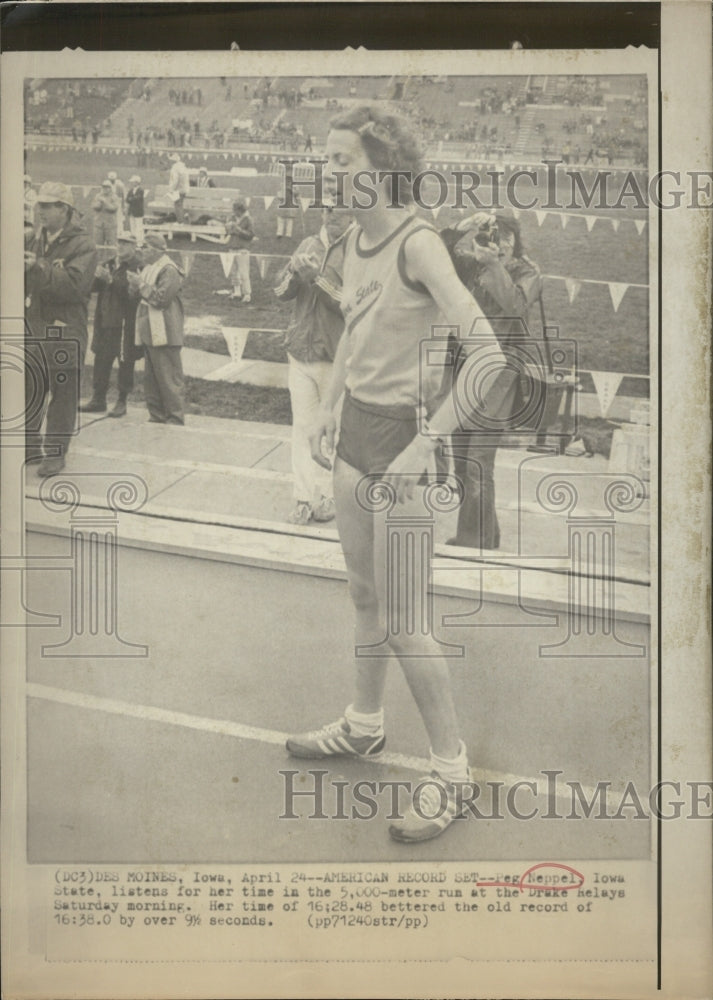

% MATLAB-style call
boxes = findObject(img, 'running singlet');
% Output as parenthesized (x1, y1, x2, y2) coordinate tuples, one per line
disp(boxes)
(341, 214, 446, 408)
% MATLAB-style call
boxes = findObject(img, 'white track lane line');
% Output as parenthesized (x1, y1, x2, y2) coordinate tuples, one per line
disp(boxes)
(26, 682, 630, 804)
(27, 682, 429, 772)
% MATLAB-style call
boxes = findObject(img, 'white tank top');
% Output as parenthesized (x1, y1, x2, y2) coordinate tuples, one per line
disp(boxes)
(341, 214, 446, 408)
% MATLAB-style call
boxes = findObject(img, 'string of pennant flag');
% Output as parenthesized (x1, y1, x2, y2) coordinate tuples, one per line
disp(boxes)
(28, 138, 648, 174)
(71, 184, 648, 237)
(95, 238, 648, 313)
(144, 247, 648, 313)
(517, 208, 647, 235)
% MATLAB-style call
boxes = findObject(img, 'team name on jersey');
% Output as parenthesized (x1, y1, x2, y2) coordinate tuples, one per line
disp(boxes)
(356, 278, 382, 306)
(344, 278, 383, 320)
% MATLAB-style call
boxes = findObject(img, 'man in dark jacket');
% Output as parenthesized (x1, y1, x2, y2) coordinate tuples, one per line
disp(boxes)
(440, 211, 543, 549)
(79, 233, 143, 418)
(24, 181, 98, 476)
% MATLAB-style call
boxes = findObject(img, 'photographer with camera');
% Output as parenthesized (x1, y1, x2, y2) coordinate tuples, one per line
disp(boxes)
(79, 233, 143, 419)
(439, 210, 542, 549)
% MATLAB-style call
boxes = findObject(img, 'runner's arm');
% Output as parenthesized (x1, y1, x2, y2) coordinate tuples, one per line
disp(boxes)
(308, 328, 351, 469)
(403, 227, 506, 440)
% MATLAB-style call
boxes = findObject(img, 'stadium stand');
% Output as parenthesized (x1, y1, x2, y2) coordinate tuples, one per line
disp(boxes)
(25, 74, 648, 167)
(24, 78, 135, 140)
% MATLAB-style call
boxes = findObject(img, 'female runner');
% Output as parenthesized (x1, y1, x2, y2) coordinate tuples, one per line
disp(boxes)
(285, 106, 507, 843)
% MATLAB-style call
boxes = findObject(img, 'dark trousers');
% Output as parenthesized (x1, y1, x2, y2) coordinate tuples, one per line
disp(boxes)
(92, 327, 136, 401)
(25, 337, 85, 460)
(450, 433, 503, 549)
(173, 195, 186, 223)
(143, 345, 184, 424)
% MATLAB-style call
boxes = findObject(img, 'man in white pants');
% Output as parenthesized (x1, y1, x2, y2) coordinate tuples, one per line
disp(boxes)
(167, 153, 190, 222)
(107, 171, 126, 229)
(274, 206, 352, 524)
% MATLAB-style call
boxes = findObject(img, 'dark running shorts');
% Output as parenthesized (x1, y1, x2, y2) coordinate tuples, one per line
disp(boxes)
(336, 390, 419, 477)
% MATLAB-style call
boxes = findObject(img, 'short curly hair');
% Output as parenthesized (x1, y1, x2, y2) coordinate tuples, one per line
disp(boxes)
(329, 104, 423, 205)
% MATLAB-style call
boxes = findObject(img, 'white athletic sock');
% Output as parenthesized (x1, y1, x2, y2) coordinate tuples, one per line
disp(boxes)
(430, 740, 470, 783)
(345, 704, 384, 737)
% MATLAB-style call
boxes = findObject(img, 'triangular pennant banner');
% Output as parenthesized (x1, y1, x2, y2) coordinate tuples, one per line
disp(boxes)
(560, 213, 569, 229)
(219, 253, 235, 279)
(535, 210, 546, 227)
(590, 370, 624, 419)
(263, 196, 275, 211)
(431, 205, 442, 220)
(511, 207, 520, 219)
(584, 215, 597, 232)
(608, 282, 628, 313)
(257, 256, 269, 280)
(564, 278, 582, 304)
(82, 185, 95, 198)
(611, 218, 620, 232)
(299, 196, 311, 213)
(203, 153, 209, 161)
(180, 252, 194, 277)
(245, 196, 251, 207)
(634, 219, 646, 235)
(221, 326, 249, 364)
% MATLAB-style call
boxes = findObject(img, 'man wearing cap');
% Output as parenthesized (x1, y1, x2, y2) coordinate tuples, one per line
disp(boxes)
(24, 181, 98, 476)
(92, 180, 121, 247)
(126, 175, 145, 243)
(167, 152, 190, 223)
(79, 233, 143, 418)
(193, 167, 215, 188)
(127, 233, 185, 424)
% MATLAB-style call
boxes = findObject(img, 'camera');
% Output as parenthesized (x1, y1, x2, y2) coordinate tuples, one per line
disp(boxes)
(0, 319, 82, 441)
(473, 218, 499, 248)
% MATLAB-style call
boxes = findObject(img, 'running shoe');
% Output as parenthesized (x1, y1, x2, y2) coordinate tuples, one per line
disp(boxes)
(286, 718, 385, 759)
(388, 771, 468, 843)
(312, 496, 336, 522)
(287, 501, 313, 525)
